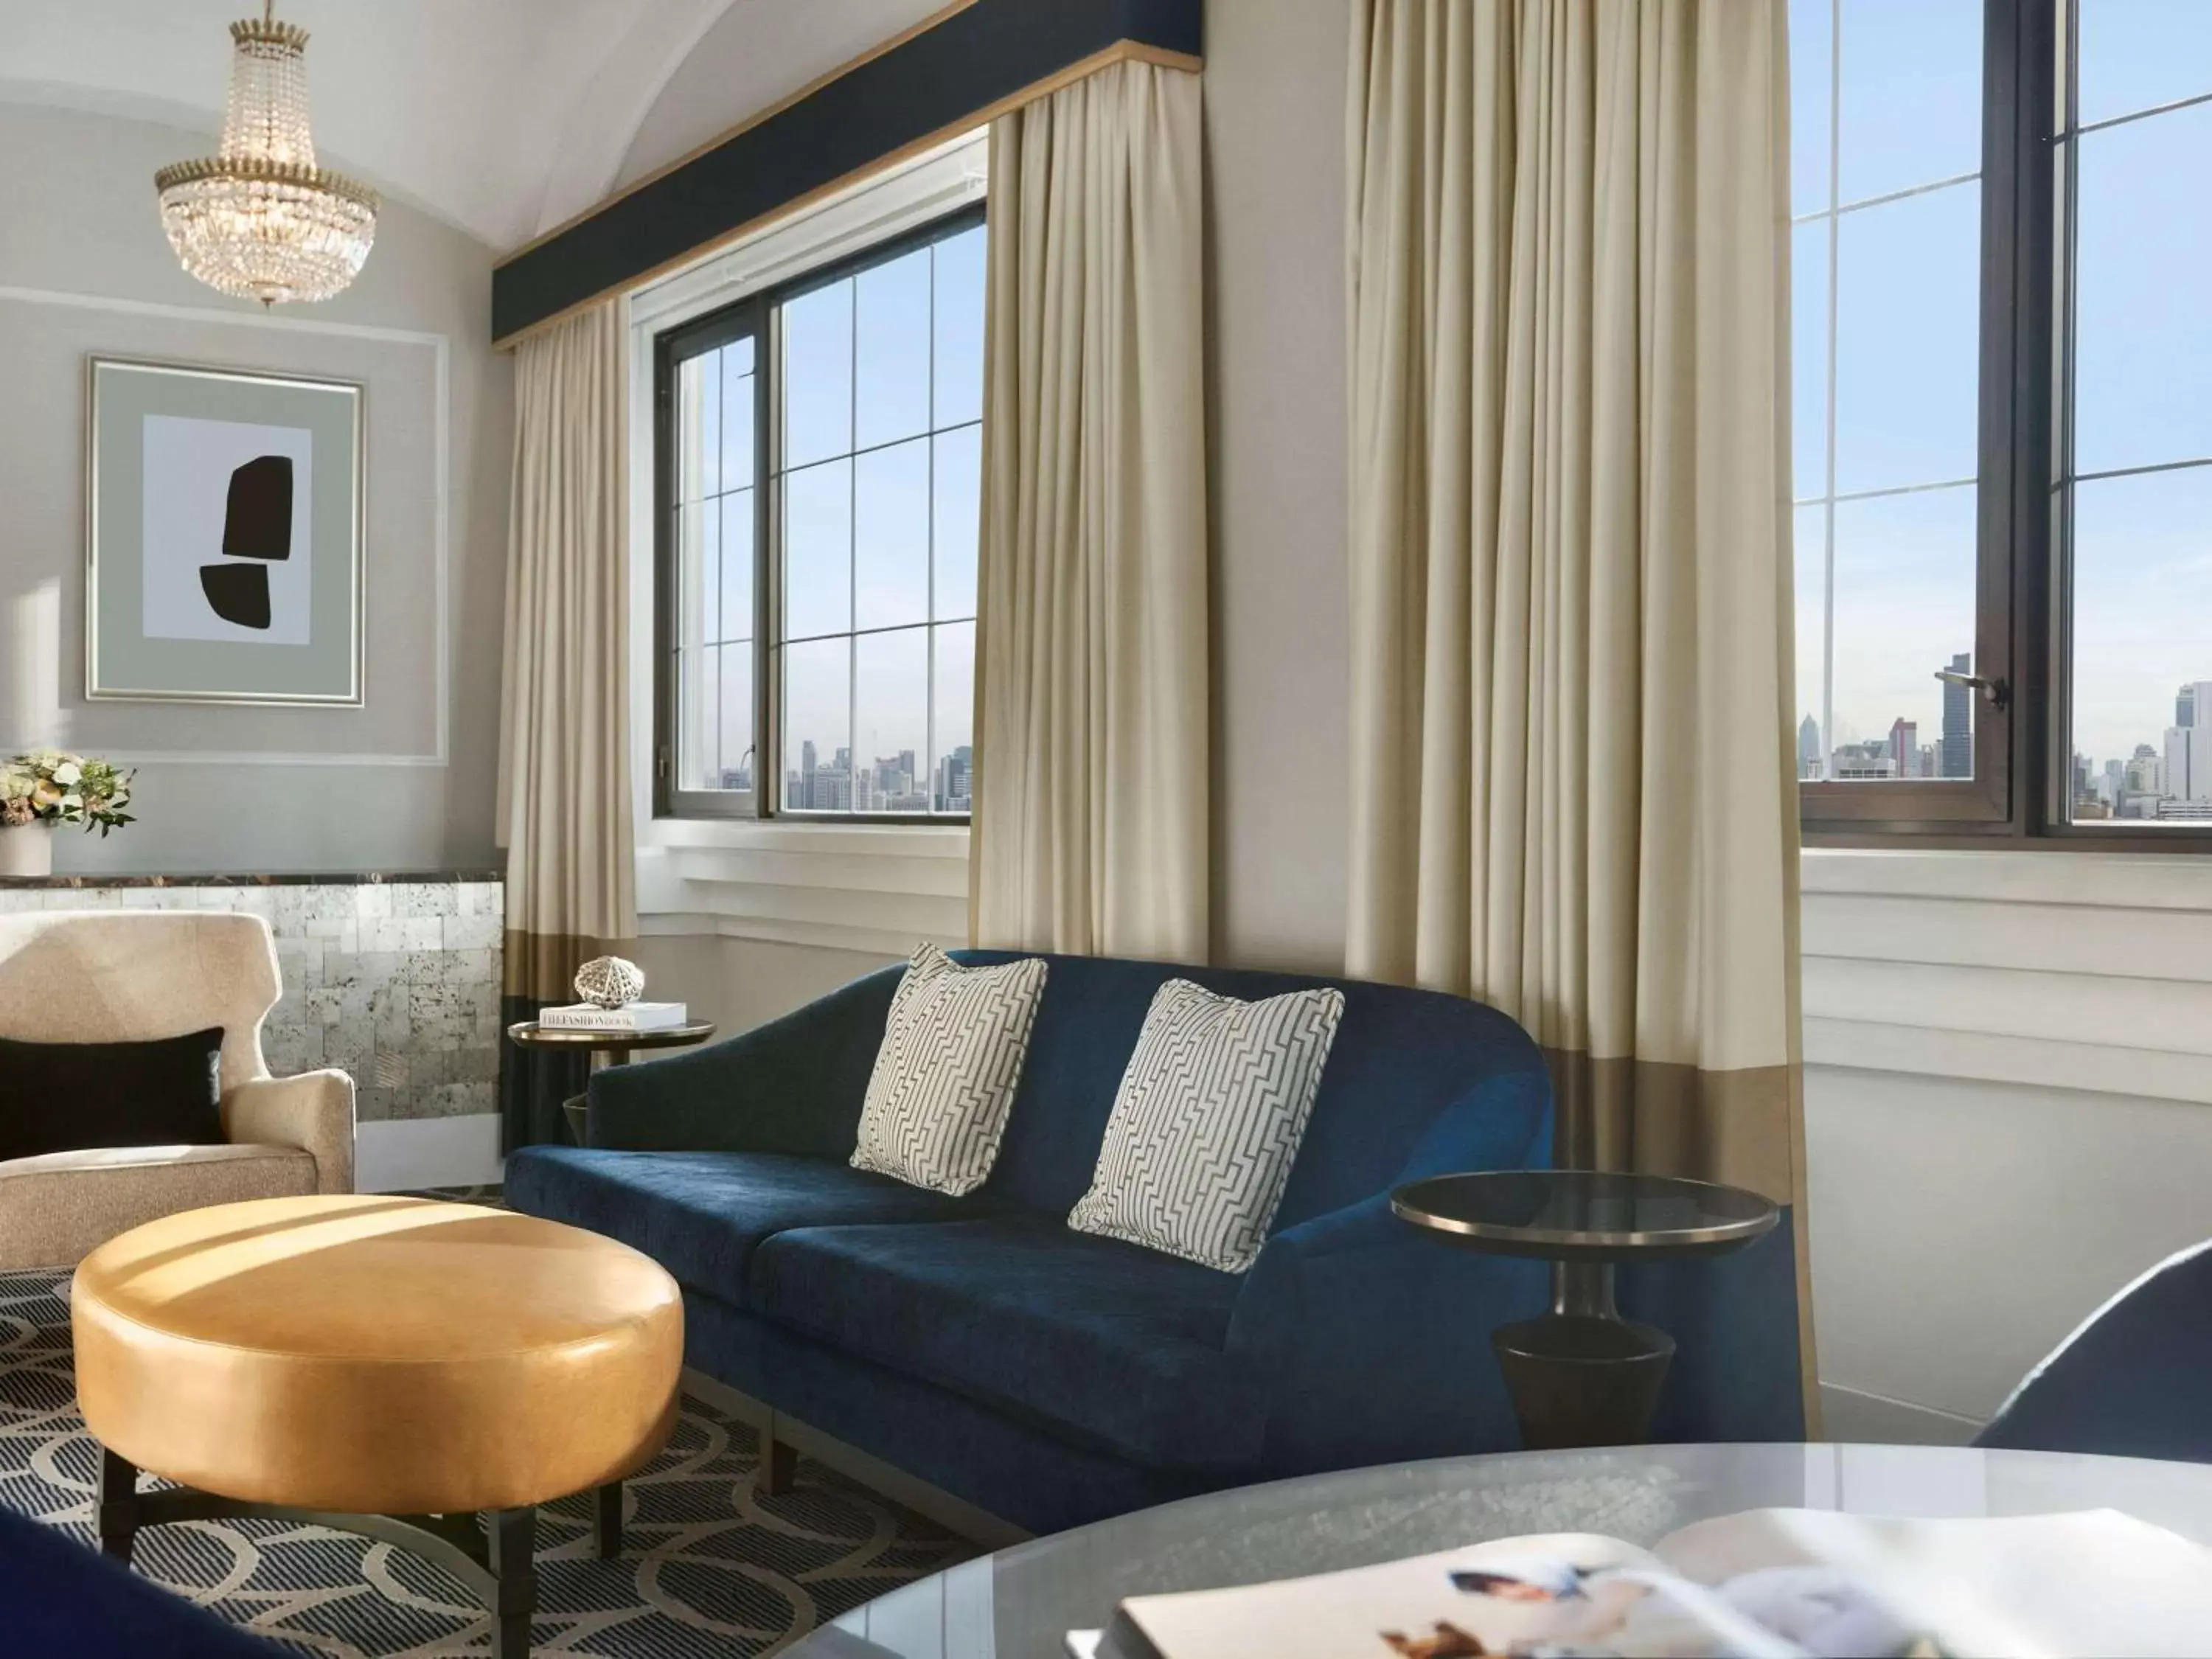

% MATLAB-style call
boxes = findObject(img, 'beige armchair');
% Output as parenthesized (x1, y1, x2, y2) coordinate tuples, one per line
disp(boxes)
(0, 909, 354, 1269)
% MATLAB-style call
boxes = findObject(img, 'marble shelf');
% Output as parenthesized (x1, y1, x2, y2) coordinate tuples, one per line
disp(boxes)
(0, 875, 506, 1127)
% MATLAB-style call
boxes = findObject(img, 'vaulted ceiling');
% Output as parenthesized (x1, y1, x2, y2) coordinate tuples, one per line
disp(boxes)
(0, 0, 947, 251)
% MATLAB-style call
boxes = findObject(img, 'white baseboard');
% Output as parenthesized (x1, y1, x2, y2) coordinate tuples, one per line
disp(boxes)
(356, 1114, 504, 1193)
(1818, 1381, 1985, 1447)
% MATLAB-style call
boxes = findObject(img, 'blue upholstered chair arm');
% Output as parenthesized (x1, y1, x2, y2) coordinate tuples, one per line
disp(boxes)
(1225, 1068, 1554, 1474)
(586, 967, 901, 1155)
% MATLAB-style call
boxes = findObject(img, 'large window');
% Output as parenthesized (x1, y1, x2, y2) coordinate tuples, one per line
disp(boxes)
(655, 206, 985, 820)
(1793, 0, 2212, 841)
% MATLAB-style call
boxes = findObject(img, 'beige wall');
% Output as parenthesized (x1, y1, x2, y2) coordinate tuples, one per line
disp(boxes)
(629, 934, 900, 1039)
(1801, 850, 2212, 1443)
(1203, 0, 1354, 973)
(0, 102, 511, 877)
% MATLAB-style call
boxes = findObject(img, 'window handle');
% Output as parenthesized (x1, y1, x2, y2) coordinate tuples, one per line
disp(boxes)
(1935, 669, 2011, 711)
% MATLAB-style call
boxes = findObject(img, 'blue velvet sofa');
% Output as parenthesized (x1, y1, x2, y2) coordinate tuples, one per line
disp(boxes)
(507, 953, 1804, 1535)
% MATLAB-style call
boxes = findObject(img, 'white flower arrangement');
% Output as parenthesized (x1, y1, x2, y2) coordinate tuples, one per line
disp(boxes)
(0, 750, 136, 835)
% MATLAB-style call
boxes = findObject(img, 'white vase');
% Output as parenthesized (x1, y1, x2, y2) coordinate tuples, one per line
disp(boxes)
(0, 822, 55, 878)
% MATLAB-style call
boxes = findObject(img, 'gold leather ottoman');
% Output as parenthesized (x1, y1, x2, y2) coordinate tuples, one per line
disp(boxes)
(72, 1194, 683, 1658)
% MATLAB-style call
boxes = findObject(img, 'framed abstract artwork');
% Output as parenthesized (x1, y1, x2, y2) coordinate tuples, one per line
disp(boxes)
(86, 357, 364, 705)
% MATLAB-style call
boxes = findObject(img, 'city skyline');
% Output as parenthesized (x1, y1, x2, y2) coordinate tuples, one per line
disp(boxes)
(1803, 656, 2212, 822)
(761, 739, 972, 815)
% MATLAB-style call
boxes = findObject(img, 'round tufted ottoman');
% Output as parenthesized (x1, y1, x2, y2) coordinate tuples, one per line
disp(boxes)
(72, 1194, 684, 1658)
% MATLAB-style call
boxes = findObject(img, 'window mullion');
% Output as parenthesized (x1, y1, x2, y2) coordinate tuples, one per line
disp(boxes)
(847, 275, 860, 815)
(758, 300, 778, 820)
(2047, 0, 2083, 832)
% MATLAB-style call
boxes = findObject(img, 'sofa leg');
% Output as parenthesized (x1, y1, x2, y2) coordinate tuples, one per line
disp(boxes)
(756, 1425, 798, 1498)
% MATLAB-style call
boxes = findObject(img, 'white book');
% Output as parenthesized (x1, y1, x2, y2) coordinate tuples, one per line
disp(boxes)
(1081, 1508, 2212, 1659)
(537, 1001, 689, 1032)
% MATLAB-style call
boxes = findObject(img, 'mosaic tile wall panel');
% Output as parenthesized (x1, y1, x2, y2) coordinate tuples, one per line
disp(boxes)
(0, 880, 504, 1123)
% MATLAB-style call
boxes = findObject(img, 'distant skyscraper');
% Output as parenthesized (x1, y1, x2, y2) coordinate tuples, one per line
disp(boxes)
(796, 739, 821, 811)
(2166, 683, 2212, 803)
(1940, 653, 1972, 779)
(1833, 741, 1897, 780)
(2126, 742, 2164, 802)
(1889, 718, 1919, 779)
(1797, 714, 1822, 780)
(934, 744, 973, 812)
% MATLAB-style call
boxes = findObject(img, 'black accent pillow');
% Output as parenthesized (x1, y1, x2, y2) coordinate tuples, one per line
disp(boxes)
(0, 1028, 226, 1163)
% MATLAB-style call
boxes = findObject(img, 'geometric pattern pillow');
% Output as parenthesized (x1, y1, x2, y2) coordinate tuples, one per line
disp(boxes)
(1068, 979, 1346, 1273)
(849, 943, 1049, 1197)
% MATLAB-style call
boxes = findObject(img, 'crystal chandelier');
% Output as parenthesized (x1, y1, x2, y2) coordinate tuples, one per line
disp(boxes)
(154, 2, 378, 306)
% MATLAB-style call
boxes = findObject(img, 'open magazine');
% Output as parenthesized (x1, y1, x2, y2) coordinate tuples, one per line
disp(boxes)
(1067, 1507, 2212, 1659)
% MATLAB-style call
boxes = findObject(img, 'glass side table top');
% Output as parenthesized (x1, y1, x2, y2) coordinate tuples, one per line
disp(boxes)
(1391, 1170, 1779, 1262)
(504, 1020, 717, 1051)
(795, 1444, 2212, 1659)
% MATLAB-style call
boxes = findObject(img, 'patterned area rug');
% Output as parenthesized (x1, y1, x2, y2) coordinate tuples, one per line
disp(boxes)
(0, 1266, 974, 1656)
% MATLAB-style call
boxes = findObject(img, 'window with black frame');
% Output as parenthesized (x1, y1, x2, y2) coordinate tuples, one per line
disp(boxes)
(655, 206, 987, 821)
(1792, 0, 2212, 842)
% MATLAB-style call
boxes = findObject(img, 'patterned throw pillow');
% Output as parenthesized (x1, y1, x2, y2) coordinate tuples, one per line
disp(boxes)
(1069, 979, 1346, 1273)
(849, 944, 1049, 1196)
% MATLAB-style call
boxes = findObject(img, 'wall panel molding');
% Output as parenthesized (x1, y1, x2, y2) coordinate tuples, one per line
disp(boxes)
(1803, 849, 2212, 1104)
(0, 284, 451, 768)
(1804, 846, 2212, 911)
(637, 821, 969, 956)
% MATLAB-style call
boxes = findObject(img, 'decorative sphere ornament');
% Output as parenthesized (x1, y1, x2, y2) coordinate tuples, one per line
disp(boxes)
(574, 956, 645, 1009)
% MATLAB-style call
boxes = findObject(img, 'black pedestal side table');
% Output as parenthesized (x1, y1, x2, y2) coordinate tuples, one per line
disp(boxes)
(506, 1020, 717, 1146)
(1391, 1169, 1778, 1450)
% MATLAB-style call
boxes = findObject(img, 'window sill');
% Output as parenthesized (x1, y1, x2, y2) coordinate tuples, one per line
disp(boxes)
(636, 816, 968, 957)
(1802, 845, 2212, 912)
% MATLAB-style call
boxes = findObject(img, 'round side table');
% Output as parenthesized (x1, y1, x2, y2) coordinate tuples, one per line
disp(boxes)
(505, 1020, 717, 1146)
(1391, 1169, 1778, 1450)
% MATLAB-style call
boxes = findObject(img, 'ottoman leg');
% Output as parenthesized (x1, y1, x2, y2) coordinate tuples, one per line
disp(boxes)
(595, 1481, 622, 1559)
(486, 1506, 537, 1659)
(757, 1425, 798, 1498)
(97, 1447, 139, 1562)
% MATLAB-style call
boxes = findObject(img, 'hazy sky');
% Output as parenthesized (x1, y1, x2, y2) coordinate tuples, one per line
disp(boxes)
(1792, 0, 2212, 767)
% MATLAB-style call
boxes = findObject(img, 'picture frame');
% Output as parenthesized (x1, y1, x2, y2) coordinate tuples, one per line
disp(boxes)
(86, 356, 365, 706)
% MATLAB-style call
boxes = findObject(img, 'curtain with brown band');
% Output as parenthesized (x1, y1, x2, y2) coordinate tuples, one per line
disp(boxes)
(1343, 0, 1815, 1420)
(969, 60, 1211, 963)
(497, 301, 637, 1150)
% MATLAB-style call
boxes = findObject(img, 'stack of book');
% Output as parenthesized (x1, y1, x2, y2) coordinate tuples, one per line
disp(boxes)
(536, 1001, 689, 1033)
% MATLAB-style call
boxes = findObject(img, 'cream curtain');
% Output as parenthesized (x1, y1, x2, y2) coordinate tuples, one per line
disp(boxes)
(497, 301, 636, 1147)
(970, 60, 1210, 963)
(1343, 0, 1809, 1369)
